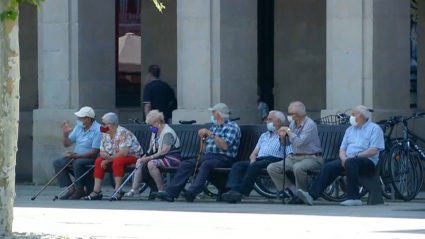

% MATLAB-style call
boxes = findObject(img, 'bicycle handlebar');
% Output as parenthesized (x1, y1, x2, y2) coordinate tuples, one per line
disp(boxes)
(179, 120, 197, 125)
(379, 112, 424, 127)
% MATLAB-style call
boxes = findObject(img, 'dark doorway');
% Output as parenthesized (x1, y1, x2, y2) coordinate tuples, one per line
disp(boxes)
(257, 0, 275, 110)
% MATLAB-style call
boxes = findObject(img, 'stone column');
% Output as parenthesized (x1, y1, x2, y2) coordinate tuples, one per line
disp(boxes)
(323, 0, 411, 121)
(33, 0, 116, 183)
(274, 0, 326, 119)
(172, 0, 258, 124)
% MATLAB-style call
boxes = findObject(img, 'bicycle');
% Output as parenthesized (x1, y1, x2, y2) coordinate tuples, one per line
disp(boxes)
(378, 112, 425, 201)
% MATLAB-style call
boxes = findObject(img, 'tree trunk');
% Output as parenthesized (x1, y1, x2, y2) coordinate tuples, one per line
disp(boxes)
(0, 0, 20, 236)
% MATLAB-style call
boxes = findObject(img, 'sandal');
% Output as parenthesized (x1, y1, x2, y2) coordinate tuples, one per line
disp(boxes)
(124, 189, 139, 197)
(110, 191, 122, 201)
(83, 191, 103, 200)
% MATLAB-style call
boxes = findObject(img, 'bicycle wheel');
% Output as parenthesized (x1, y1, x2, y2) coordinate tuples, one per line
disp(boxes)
(254, 175, 280, 199)
(388, 145, 421, 201)
(202, 181, 218, 197)
(379, 149, 393, 199)
(321, 176, 367, 202)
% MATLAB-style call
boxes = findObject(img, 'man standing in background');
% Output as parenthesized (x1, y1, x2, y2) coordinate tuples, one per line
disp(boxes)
(143, 65, 177, 123)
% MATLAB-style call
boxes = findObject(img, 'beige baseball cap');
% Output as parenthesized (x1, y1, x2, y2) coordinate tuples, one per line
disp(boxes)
(208, 103, 230, 115)
(74, 106, 95, 118)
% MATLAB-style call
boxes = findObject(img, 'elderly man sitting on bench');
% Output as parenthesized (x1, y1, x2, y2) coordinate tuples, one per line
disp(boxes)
(297, 105, 384, 206)
(221, 110, 292, 203)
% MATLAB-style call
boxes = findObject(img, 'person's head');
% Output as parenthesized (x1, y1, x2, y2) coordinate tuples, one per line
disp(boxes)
(74, 106, 95, 128)
(147, 65, 161, 80)
(287, 101, 307, 124)
(350, 105, 370, 127)
(145, 110, 165, 134)
(208, 103, 230, 125)
(101, 112, 119, 133)
(266, 110, 286, 132)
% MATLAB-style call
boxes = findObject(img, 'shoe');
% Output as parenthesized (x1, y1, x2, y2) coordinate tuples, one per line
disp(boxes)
(110, 191, 123, 201)
(59, 189, 75, 200)
(69, 187, 86, 200)
(83, 191, 103, 200)
(297, 189, 314, 206)
(183, 191, 195, 203)
(288, 196, 304, 205)
(282, 188, 294, 199)
(340, 199, 362, 206)
(221, 191, 242, 203)
(152, 191, 174, 202)
(124, 189, 139, 197)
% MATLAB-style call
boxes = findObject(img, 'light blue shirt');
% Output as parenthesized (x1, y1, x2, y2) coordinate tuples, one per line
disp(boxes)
(256, 131, 293, 158)
(340, 120, 385, 165)
(68, 121, 102, 155)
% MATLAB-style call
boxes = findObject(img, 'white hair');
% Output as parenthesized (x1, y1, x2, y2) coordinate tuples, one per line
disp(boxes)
(218, 112, 230, 119)
(270, 110, 286, 124)
(289, 101, 306, 116)
(145, 110, 165, 124)
(102, 112, 119, 125)
(356, 105, 371, 119)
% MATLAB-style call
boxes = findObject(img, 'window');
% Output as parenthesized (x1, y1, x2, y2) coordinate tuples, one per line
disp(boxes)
(116, 0, 142, 108)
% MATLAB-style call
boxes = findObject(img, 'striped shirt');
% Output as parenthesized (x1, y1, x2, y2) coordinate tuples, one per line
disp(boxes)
(288, 116, 322, 154)
(256, 131, 293, 158)
(204, 120, 241, 159)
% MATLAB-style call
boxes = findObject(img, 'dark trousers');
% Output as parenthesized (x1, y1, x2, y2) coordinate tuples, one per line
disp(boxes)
(226, 157, 281, 196)
(166, 153, 233, 198)
(309, 157, 376, 200)
(53, 157, 95, 191)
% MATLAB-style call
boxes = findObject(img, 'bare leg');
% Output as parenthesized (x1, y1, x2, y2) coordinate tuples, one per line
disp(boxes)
(131, 166, 143, 191)
(87, 178, 103, 197)
(148, 161, 165, 191)
(114, 177, 123, 192)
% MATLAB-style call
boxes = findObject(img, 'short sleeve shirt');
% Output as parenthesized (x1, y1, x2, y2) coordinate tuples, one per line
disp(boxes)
(340, 120, 385, 165)
(100, 126, 143, 158)
(256, 131, 293, 158)
(204, 120, 241, 159)
(68, 121, 102, 155)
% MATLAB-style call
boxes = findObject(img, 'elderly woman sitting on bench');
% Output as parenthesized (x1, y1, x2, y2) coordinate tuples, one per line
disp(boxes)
(83, 112, 143, 201)
(124, 110, 181, 197)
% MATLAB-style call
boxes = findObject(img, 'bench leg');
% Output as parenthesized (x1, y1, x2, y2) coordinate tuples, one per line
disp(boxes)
(148, 188, 156, 201)
(216, 189, 223, 202)
(359, 176, 384, 205)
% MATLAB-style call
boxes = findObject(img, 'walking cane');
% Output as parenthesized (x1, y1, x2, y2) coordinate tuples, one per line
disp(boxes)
(193, 136, 206, 178)
(53, 165, 95, 201)
(109, 153, 146, 201)
(282, 133, 288, 204)
(31, 158, 75, 200)
(109, 163, 143, 201)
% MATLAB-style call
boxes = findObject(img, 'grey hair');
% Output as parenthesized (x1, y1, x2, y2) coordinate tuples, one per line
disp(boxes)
(270, 110, 286, 124)
(218, 112, 230, 119)
(356, 105, 371, 119)
(289, 101, 306, 116)
(102, 112, 119, 125)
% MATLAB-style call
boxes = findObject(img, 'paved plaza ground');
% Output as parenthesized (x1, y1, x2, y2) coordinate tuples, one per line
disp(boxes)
(7, 185, 425, 239)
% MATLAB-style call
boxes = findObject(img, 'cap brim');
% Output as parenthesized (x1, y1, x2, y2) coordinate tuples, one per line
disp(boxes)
(207, 107, 215, 111)
(74, 112, 85, 117)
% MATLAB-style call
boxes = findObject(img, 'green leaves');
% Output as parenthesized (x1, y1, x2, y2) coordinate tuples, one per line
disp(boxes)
(0, 0, 45, 22)
(152, 0, 165, 13)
